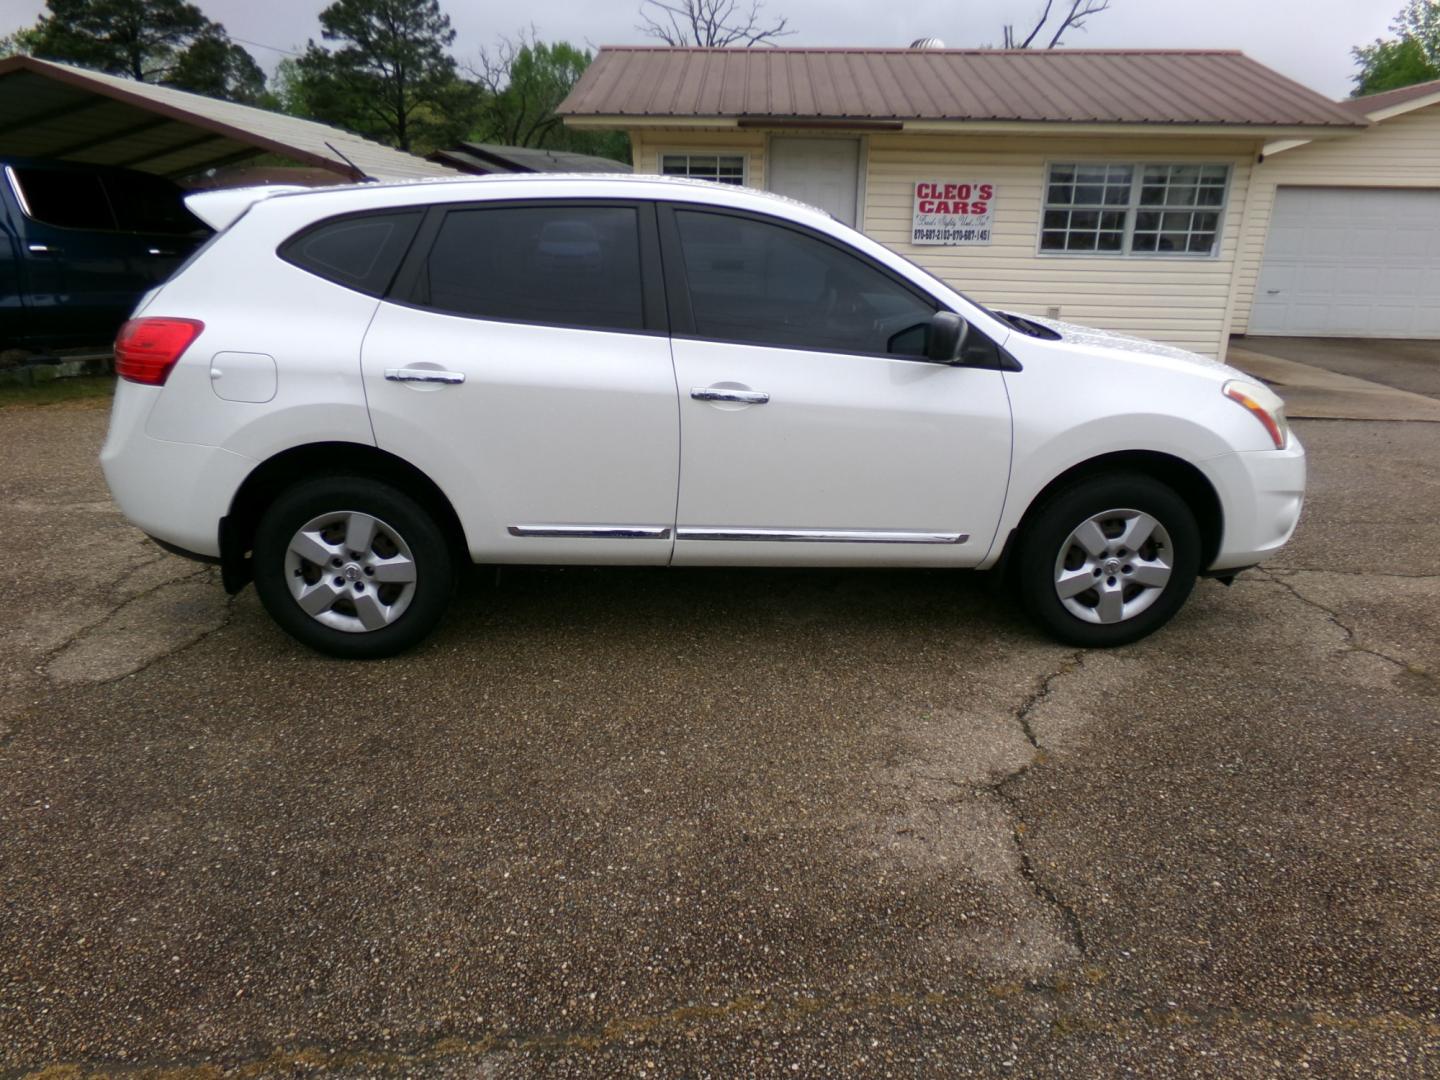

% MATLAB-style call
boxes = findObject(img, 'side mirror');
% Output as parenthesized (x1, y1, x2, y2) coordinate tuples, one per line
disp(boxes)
(925, 311, 970, 364)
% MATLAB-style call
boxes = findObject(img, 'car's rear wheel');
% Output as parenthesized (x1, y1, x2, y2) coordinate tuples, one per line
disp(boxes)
(253, 477, 455, 658)
(1016, 473, 1200, 647)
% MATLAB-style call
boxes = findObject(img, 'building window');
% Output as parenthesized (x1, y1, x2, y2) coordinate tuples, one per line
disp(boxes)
(660, 153, 746, 185)
(1041, 163, 1230, 256)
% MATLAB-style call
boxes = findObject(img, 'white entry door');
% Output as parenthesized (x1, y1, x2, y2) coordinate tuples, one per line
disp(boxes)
(767, 137, 861, 226)
(1251, 186, 1440, 338)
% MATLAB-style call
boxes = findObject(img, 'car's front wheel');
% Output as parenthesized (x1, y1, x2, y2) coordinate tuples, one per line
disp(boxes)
(253, 477, 455, 658)
(1016, 473, 1201, 647)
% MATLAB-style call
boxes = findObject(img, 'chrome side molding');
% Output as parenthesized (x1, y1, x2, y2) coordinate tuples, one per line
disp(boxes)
(676, 527, 968, 544)
(507, 525, 672, 539)
(506, 525, 965, 544)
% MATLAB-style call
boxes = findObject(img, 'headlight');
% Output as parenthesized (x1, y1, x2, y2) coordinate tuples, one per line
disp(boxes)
(1223, 379, 1289, 449)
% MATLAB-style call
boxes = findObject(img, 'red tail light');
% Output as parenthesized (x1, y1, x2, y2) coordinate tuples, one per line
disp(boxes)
(114, 318, 205, 386)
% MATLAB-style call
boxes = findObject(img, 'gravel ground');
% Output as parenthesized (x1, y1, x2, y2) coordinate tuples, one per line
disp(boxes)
(1, 397, 1436, 1078)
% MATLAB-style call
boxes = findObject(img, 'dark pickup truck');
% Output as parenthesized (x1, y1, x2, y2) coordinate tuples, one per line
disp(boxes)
(0, 158, 209, 350)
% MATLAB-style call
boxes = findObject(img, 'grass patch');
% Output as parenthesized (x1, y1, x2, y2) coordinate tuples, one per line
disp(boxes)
(0, 375, 116, 409)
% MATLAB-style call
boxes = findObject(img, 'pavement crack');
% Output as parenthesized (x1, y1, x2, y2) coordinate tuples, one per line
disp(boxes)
(88, 587, 239, 687)
(105, 547, 176, 605)
(991, 781, 1090, 959)
(1257, 568, 1414, 672)
(35, 566, 214, 673)
(1013, 650, 1084, 751)
(980, 650, 1091, 958)
(1266, 566, 1440, 580)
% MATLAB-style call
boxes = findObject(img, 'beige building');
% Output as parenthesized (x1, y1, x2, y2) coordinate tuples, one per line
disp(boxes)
(560, 49, 1440, 359)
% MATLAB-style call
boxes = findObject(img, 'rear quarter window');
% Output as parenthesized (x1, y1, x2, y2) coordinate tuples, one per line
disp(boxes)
(280, 211, 422, 296)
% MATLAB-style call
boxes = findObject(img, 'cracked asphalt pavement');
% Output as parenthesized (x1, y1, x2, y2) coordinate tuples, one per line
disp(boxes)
(1, 396, 1437, 1077)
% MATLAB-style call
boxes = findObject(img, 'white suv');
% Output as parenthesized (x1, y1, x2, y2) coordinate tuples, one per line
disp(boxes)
(100, 176, 1304, 658)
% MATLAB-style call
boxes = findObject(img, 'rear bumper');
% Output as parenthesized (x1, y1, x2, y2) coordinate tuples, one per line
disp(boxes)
(1202, 437, 1307, 571)
(100, 384, 255, 557)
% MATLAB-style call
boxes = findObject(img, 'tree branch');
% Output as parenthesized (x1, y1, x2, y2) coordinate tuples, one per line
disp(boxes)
(637, 0, 793, 47)
(1002, 0, 1112, 50)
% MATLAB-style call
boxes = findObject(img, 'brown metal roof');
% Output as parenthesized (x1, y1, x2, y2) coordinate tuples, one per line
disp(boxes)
(1339, 76, 1440, 118)
(0, 56, 455, 181)
(560, 48, 1364, 129)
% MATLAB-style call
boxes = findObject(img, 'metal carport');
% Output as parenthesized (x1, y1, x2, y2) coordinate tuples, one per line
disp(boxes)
(0, 56, 455, 182)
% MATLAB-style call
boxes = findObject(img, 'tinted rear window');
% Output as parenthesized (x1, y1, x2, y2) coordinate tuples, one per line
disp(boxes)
(280, 211, 422, 296)
(413, 205, 645, 333)
(10, 167, 116, 230)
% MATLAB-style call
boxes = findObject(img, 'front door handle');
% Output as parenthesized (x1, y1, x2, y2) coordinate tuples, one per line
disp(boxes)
(691, 387, 769, 405)
(385, 368, 465, 385)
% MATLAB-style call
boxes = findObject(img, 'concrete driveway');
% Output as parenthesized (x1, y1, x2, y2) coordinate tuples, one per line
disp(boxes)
(1229, 338, 1440, 424)
(1233, 337, 1440, 401)
(1, 393, 1437, 1077)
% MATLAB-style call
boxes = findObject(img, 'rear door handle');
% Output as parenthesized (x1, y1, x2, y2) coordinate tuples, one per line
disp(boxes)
(690, 387, 769, 404)
(26, 243, 62, 255)
(385, 368, 465, 385)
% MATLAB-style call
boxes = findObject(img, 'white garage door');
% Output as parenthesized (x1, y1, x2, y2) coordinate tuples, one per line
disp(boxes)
(1251, 187, 1440, 337)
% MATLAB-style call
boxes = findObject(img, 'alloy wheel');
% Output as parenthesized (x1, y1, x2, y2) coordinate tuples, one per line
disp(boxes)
(284, 511, 418, 633)
(1052, 508, 1174, 625)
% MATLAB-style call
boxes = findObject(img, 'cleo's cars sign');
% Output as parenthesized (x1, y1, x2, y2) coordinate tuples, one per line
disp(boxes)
(912, 181, 995, 246)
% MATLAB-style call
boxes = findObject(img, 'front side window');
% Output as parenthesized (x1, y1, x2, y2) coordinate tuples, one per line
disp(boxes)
(416, 205, 645, 333)
(1041, 163, 1229, 256)
(661, 154, 746, 185)
(675, 209, 936, 355)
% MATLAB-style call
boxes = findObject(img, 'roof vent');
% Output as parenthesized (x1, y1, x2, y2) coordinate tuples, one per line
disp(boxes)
(909, 36, 946, 49)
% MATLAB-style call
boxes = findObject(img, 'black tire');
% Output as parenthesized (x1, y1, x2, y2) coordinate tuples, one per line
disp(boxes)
(253, 476, 455, 658)
(1016, 472, 1200, 648)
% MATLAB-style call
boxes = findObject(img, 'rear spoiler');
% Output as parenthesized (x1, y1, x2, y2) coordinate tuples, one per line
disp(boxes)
(184, 185, 311, 231)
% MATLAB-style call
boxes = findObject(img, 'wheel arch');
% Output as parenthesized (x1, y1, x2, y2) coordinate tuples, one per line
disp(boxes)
(219, 442, 469, 594)
(997, 450, 1223, 578)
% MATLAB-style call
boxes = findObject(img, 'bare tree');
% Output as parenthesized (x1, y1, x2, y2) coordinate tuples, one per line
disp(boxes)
(1002, 0, 1112, 49)
(638, 0, 794, 47)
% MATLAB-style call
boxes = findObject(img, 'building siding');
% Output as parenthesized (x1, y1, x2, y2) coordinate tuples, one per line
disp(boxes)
(863, 133, 1260, 359)
(1231, 104, 1440, 335)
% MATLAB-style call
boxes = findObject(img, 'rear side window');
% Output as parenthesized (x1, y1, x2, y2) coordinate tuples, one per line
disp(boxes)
(413, 205, 645, 333)
(281, 211, 422, 296)
(9, 167, 116, 230)
(103, 171, 205, 235)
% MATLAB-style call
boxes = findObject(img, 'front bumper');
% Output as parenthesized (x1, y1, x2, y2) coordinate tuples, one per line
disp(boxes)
(1202, 436, 1307, 571)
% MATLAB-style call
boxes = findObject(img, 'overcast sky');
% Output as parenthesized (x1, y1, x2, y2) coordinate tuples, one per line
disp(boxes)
(0, 0, 1401, 99)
